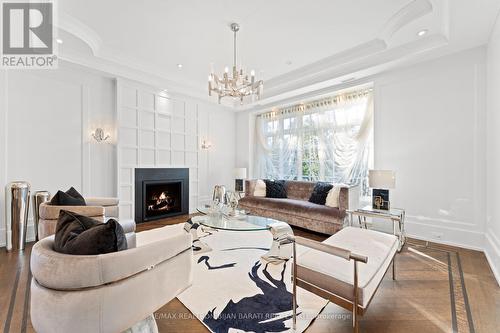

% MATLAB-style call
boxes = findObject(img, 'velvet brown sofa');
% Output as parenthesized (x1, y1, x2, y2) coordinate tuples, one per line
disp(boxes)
(239, 180, 359, 235)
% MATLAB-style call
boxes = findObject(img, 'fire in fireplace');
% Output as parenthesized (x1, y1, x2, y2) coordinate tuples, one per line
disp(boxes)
(135, 168, 189, 223)
(144, 181, 181, 219)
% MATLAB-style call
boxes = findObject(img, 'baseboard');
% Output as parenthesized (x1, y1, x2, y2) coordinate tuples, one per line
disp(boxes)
(405, 219, 485, 251)
(406, 233, 484, 252)
(484, 230, 500, 286)
(0, 223, 36, 248)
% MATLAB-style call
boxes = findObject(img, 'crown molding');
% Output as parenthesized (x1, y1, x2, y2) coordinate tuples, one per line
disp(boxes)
(379, 0, 433, 40)
(58, 12, 103, 55)
(57, 0, 443, 110)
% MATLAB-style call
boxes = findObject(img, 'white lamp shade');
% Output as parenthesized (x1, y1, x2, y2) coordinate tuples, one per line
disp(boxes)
(369, 170, 396, 189)
(234, 168, 247, 179)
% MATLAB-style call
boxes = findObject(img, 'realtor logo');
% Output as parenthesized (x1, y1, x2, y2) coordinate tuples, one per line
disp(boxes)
(1, 1, 57, 68)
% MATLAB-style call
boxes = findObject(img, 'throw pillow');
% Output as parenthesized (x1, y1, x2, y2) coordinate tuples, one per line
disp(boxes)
(309, 182, 334, 205)
(325, 186, 341, 208)
(264, 179, 287, 198)
(54, 210, 127, 255)
(253, 179, 266, 197)
(50, 187, 86, 206)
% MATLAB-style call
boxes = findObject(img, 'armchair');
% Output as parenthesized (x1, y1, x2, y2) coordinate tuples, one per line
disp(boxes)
(30, 227, 193, 333)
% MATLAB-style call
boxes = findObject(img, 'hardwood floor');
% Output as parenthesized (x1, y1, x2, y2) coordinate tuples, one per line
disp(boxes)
(1, 214, 499, 333)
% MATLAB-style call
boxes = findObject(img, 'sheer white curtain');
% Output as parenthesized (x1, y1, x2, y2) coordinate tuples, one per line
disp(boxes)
(254, 89, 373, 195)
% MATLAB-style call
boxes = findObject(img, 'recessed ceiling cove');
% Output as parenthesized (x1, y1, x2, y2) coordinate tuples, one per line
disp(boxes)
(56, 0, 500, 106)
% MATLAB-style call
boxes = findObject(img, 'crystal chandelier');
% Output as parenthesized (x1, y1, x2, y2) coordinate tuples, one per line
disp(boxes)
(208, 23, 263, 104)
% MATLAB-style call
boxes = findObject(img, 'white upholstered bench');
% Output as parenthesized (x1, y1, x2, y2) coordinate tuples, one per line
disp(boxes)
(288, 227, 398, 333)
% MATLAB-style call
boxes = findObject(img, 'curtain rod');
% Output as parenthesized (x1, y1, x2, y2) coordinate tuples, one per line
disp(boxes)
(258, 87, 373, 119)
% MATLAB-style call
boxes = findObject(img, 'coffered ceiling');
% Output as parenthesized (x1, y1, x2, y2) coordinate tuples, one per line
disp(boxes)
(56, 0, 500, 108)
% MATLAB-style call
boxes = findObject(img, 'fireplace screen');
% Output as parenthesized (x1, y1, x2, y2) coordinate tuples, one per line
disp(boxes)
(144, 181, 182, 220)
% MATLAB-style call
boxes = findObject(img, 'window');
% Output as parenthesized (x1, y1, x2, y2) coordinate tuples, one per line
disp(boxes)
(255, 89, 373, 196)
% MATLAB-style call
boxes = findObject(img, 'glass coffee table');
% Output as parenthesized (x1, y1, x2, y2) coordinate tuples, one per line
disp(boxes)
(185, 206, 294, 263)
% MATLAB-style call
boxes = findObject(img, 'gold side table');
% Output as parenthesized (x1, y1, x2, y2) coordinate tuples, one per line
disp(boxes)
(347, 206, 406, 251)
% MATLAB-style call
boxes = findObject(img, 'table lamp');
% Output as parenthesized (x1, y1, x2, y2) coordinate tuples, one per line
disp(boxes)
(234, 168, 247, 192)
(369, 170, 396, 210)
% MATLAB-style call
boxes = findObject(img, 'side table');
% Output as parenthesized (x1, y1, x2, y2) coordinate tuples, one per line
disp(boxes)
(347, 206, 406, 251)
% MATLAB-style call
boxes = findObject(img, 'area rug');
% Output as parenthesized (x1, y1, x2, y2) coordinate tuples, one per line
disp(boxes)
(175, 223, 329, 333)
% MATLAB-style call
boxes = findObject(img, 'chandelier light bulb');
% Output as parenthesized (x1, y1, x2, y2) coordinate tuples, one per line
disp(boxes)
(224, 66, 229, 73)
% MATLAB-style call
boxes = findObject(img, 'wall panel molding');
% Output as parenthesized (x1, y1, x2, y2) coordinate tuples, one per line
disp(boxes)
(81, 85, 91, 196)
(116, 78, 203, 219)
(0, 71, 8, 246)
(485, 230, 500, 285)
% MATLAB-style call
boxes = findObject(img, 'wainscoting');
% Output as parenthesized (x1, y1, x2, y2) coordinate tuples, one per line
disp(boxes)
(116, 79, 236, 220)
(117, 79, 202, 218)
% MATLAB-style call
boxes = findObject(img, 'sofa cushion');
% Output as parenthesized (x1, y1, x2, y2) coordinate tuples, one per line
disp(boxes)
(85, 197, 119, 207)
(253, 179, 266, 197)
(50, 187, 86, 206)
(39, 203, 104, 220)
(264, 179, 287, 198)
(325, 186, 341, 208)
(239, 196, 344, 222)
(297, 227, 398, 308)
(54, 210, 127, 255)
(309, 182, 333, 205)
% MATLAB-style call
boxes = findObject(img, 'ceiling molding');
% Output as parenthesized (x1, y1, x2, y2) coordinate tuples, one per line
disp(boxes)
(257, 34, 448, 103)
(265, 39, 388, 90)
(58, 12, 103, 55)
(379, 0, 433, 40)
(57, 51, 224, 109)
(239, 33, 449, 111)
(56, 0, 440, 107)
(56, 0, 495, 112)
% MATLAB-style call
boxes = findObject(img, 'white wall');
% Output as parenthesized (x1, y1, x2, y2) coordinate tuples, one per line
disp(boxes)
(0, 62, 116, 246)
(375, 47, 486, 250)
(236, 46, 488, 250)
(0, 62, 235, 247)
(235, 111, 254, 175)
(485, 14, 500, 284)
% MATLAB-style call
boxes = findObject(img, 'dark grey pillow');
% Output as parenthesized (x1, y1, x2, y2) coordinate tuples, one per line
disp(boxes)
(50, 187, 86, 206)
(264, 180, 287, 198)
(309, 182, 333, 205)
(54, 210, 127, 255)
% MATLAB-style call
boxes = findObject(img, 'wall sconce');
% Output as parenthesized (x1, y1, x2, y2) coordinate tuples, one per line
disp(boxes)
(201, 139, 212, 150)
(91, 128, 110, 143)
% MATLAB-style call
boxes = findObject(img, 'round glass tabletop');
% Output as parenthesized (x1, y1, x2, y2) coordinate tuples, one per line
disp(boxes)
(195, 206, 279, 231)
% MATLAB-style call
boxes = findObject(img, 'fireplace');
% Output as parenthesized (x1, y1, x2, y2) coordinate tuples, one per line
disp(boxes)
(135, 168, 189, 223)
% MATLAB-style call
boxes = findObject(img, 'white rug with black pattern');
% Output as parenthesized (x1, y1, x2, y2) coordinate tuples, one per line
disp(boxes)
(176, 223, 329, 333)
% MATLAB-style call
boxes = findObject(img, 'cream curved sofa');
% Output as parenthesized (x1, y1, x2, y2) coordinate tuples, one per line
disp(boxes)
(30, 227, 193, 333)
